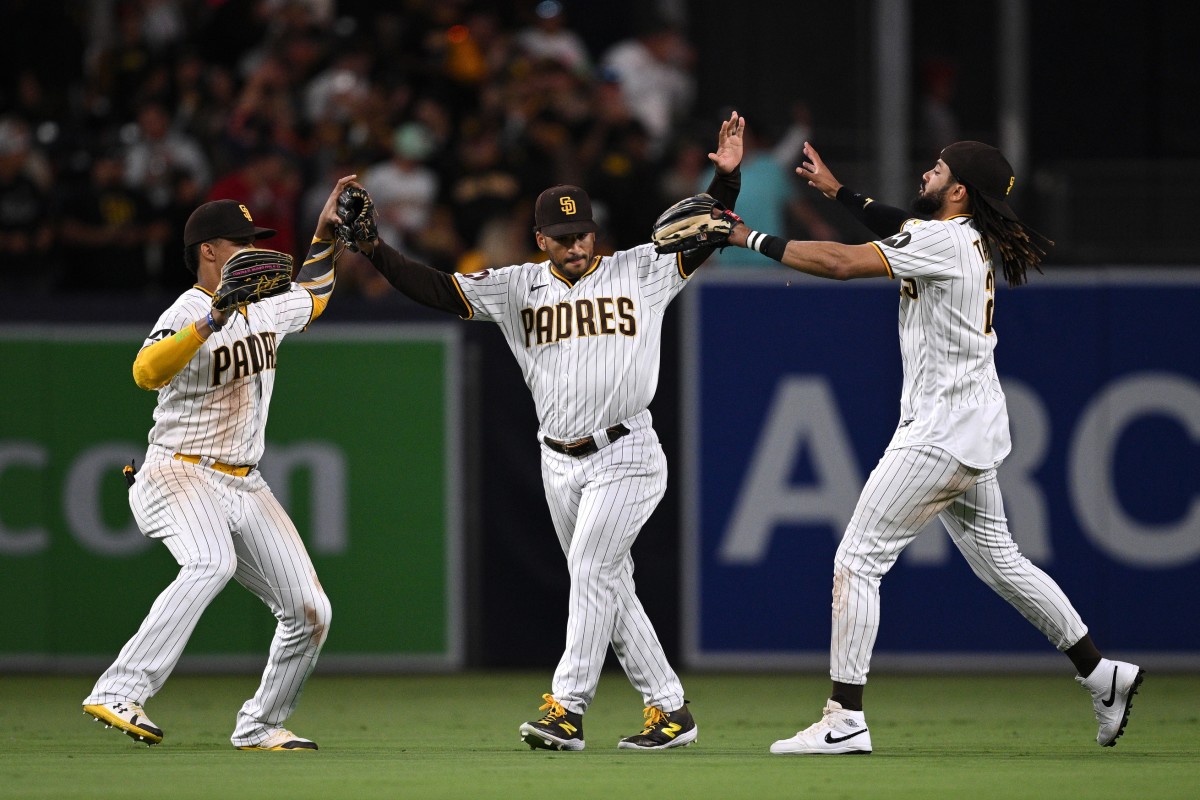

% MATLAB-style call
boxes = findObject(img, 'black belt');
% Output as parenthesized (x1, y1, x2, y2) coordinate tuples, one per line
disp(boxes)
(543, 424, 631, 458)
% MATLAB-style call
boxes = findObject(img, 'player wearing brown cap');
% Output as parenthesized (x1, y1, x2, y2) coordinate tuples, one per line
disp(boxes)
(81, 176, 359, 750)
(723, 140, 1142, 754)
(341, 112, 747, 751)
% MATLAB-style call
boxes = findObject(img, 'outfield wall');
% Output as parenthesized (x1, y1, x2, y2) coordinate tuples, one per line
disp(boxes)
(0, 324, 463, 672)
(682, 268, 1200, 671)
(3, 270, 1198, 674)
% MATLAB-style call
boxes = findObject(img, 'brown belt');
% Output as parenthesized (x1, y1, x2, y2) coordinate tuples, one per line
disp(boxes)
(543, 424, 631, 458)
(173, 453, 254, 477)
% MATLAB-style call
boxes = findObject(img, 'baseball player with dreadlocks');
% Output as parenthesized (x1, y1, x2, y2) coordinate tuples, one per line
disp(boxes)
(723, 141, 1143, 754)
(81, 175, 360, 750)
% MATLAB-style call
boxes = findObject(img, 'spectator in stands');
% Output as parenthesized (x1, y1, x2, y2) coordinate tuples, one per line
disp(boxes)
(515, 1, 592, 78)
(447, 123, 522, 249)
(918, 57, 961, 161)
(0, 116, 55, 292)
(207, 147, 300, 261)
(362, 122, 441, 256)
(58, 150, 169, 293)
(600, 18, 695, 158)
(124, 101, 212, 211)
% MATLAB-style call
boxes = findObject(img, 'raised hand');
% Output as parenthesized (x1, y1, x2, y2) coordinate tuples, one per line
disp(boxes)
(708, 111, 746, 176)
(795, 142, 842, 200)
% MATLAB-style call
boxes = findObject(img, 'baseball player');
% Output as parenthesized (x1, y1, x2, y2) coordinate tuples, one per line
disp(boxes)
(722, 141, 1143, 754)
(81, 175, 360, 750)
(340, 112, 745, 750)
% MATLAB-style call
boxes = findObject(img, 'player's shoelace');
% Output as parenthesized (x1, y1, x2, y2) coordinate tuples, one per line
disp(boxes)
(534, 694, 567, 724)
(799, 707, 838, 735)
(636, 706, 669, 735)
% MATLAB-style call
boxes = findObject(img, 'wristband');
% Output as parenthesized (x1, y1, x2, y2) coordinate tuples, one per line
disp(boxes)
(745, 230, 787, 262)
(836, 186, 874, 210)
(207, 310, 223, 333)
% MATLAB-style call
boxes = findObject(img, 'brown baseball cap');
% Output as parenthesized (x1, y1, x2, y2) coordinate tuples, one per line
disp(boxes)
(939, 141, 1019, 221)
(533, 185, 598, 236)
(184, 199, 276, 246)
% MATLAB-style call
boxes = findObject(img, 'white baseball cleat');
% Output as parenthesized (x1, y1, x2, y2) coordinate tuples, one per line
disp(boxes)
(1076, 658, 1144, 747)
(770, 700, 872, 755)
(235, 728, 318, 751)
(83, 701, 164, 745)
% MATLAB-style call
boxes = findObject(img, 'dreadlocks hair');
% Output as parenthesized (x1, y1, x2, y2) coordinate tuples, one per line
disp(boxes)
(962, 184, 1054, 287)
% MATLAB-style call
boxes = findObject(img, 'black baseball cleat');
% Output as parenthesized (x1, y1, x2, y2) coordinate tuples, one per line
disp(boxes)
(83, 701, 164, 745)
(519, 694, 585, 751)
(618, 700, 698, 750)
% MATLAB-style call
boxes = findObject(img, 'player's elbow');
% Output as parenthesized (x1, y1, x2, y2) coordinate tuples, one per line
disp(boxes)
(132, 360, 167, 390)
(817, 254, 856, 281)
(825, 262, 856, 281)
(826, 244, 886, 281)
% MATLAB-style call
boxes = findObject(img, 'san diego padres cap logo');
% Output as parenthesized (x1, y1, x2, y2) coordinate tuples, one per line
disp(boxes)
(1005, 176, 1015, 196)
(239, 204, 254, 222)
(559, 197, 577, 215)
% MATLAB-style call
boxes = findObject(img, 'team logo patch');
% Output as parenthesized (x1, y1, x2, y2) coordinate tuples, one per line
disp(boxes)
(559, 197, 577, 215)
(881, 231, 911, 249)
(463, 270, 491, 281)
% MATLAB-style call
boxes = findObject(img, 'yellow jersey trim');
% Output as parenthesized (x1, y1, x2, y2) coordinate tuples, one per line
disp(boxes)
(869, 242, 894, 279)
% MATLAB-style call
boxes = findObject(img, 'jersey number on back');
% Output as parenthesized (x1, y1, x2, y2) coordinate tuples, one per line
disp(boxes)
(984, 267, 996, 336)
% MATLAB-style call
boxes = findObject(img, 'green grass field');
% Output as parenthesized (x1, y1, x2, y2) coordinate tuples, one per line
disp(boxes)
(1, 672, 1195, 800)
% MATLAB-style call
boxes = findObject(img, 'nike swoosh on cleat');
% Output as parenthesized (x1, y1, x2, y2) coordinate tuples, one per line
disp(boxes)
(1101, 665, 1120, 707)
(824, 728, 869, 744)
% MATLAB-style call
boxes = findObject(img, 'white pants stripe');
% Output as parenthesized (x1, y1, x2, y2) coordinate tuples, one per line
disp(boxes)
(831, 444, 1088, 685)
(84, 449, 331, 746)
(541, 415, 685, 714)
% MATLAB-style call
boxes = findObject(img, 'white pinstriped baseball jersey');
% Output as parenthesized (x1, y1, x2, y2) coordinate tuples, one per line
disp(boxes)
(142, 283, 316, 466)
(871, 215, 1010, 468)
(453, 243, 687, 441)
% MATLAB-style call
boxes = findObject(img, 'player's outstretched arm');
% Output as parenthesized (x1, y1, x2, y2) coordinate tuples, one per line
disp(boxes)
(340, 188, 470, 318)
(725, 217, 888, 281)
(295, 174, 359, 321)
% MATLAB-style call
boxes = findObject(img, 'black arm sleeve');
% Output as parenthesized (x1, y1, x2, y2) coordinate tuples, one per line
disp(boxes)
(367, 240, 470, 317)
(680, 167, 742, 275)
(834, 186, 912, 238)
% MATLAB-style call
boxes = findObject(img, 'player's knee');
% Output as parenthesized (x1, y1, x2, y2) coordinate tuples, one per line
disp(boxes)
(833, 547, 885, 580)
(566, 557, 608, 586)
(182, 552, 238, 587)
(299, 591, 332, 648)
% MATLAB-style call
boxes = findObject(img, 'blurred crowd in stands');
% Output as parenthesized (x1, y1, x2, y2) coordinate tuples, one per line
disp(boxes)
(0, 0, 835, 299)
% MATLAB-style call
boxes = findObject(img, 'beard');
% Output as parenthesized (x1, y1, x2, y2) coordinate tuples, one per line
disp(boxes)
(911, 184, 948, 216)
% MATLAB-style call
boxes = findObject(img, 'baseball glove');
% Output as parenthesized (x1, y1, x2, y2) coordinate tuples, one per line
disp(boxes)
(651, 193, 742, 254)
(211, 248, 294, 313)
(334, 186, 378, 252)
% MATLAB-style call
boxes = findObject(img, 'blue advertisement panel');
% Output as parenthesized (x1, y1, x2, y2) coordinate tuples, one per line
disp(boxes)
(683, 269, 1200, 670)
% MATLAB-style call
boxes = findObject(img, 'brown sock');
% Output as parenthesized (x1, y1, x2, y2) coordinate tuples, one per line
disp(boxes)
(830, 681, 864, 711)
(1065, 634, 1103, 677)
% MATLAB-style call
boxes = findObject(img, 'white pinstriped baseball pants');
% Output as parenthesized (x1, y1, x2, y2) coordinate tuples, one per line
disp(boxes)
(540, 412, 686, 714)
(831, 444, 1089, 685)
(83, 447, 331, 746)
